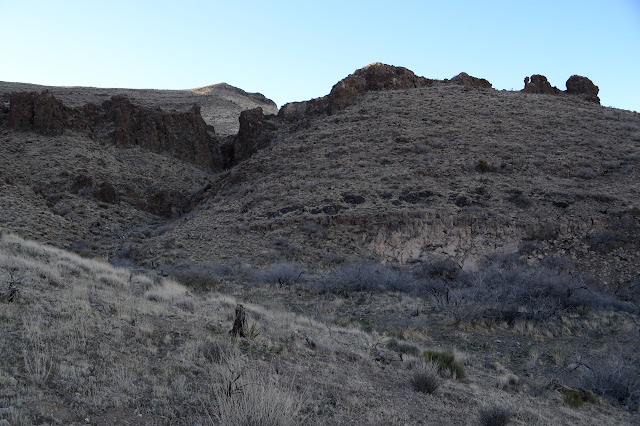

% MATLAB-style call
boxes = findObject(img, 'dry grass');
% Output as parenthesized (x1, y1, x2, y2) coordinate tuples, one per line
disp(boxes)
(1, 232, 637, 424)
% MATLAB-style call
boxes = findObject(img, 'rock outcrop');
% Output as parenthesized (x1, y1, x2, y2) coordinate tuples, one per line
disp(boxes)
(234, 107, 279, 164)
(90, 96, 223, 171)
(450, 72, 492, 89)
(8, 92, 224, 171)
(522, 75, 561, 95)
(566, 75, 600, 104)
(521, 74, 601, 104)
(279, 63, 433, 120)
(8, 91, 75, 135)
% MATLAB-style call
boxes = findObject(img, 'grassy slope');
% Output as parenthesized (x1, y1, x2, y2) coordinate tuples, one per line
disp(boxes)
(0, 232, 637, 425)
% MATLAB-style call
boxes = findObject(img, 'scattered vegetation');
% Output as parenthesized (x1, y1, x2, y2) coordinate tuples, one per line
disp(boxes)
(386, 338, 420, 356)
(252, 261, 306, 285)
(411, 362, 443, 394)
(422, 350, 466, 380)
(478, 405, 513, 426)
(564, 390, 585, 408)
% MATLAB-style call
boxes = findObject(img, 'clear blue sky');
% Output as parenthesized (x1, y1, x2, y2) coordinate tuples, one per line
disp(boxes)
(1, 0, 639, 111)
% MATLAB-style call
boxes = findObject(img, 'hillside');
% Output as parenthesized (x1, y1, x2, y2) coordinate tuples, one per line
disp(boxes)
(0, 81, 277, 135)
(153, 66, 640, 290)
(1, 232, 638, 425)
(1, 64, 639, 424)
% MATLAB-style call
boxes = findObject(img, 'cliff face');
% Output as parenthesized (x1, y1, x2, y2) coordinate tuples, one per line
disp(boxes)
(8, 91, 224, 171)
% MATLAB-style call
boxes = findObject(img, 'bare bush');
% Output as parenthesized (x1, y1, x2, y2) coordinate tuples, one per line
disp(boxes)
(317, 260, 415, 295)
(580, 358, 640, 407)
(432, 260, 616, 322)
(252, 262, 305, 286)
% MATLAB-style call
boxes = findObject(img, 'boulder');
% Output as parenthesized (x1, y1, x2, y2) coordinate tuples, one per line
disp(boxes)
(522, 75, 560, 95)
(566, 75, 600, 104)
(450, 72, 492, 89)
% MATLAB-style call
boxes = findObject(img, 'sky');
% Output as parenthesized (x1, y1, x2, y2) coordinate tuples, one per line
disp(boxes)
(1, 0, 639, 111)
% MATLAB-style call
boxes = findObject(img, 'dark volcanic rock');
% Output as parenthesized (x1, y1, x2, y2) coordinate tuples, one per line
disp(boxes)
(522, 75, 560, 95)
(450, 72, 492, 89)
(566, 75, 600, 104)
(7, 91, 225, 171)
(9, 91, 73, 135)
(327, 63, 433, 113)
(234, 107, 278, 163)
(279, 63, 433, 120)
(94, 96, 223, 171)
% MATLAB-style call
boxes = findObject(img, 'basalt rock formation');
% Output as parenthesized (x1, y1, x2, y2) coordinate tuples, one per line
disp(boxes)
(279, 63, 434, 121)
(450, 72, 492, 89)
(87, 96, 223, 171)
(566, 75, 600, 104)
(522, 74, 601, 104)
(233, 107, 279, 164)
(8, 91, 224, 171)
(8, 91, 75, 135)
(522, 75, 561, 95)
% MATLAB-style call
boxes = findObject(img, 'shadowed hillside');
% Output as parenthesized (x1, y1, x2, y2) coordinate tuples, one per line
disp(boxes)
(1, 64, 639, 424)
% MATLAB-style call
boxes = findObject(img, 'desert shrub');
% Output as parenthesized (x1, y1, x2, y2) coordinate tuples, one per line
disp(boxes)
(174, 269, 220, 292)
(212, 360, 302, 426)
(412, 258, 460, 282)
(576, 167, 598, 179)
(580, 359, 640, 406)
(252, 262, 305, 286)
(478, 405, 513, 426)
(504, 189, 531, 207)
(422, 350, 466, 380)
(272, 237, 300, 257)
(476, 160, 496, 173)
(322, 253, 346, 265)
(386, 338, 420, 356)
(319, 260, 415, 295)
(411, 363, 443, 394)
(435, 260, 615, 322)
(299, 222, 324, 236)
(564, 390, 584, 408)
(200, 340, 231, 364)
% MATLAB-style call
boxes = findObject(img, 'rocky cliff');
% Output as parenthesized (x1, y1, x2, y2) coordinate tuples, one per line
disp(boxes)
(7, 91, 224, 171)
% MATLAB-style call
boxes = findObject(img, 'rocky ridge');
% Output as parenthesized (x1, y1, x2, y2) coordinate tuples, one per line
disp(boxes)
(523, 74, 600, 103)
(6, 90, 224, 171)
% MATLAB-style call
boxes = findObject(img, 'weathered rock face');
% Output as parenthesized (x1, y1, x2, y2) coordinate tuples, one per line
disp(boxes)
(93, 96, 223, 171)
(279, 63, 434, 120)
(328, 63, 433, 113)
(566, 75, 600, 104)
(9, 91, 73, 135)
(450, 72, 492, 89)
(522, 75, 561, 95)
(234, 107, 278, 164)
(7, 92, 224, 171)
